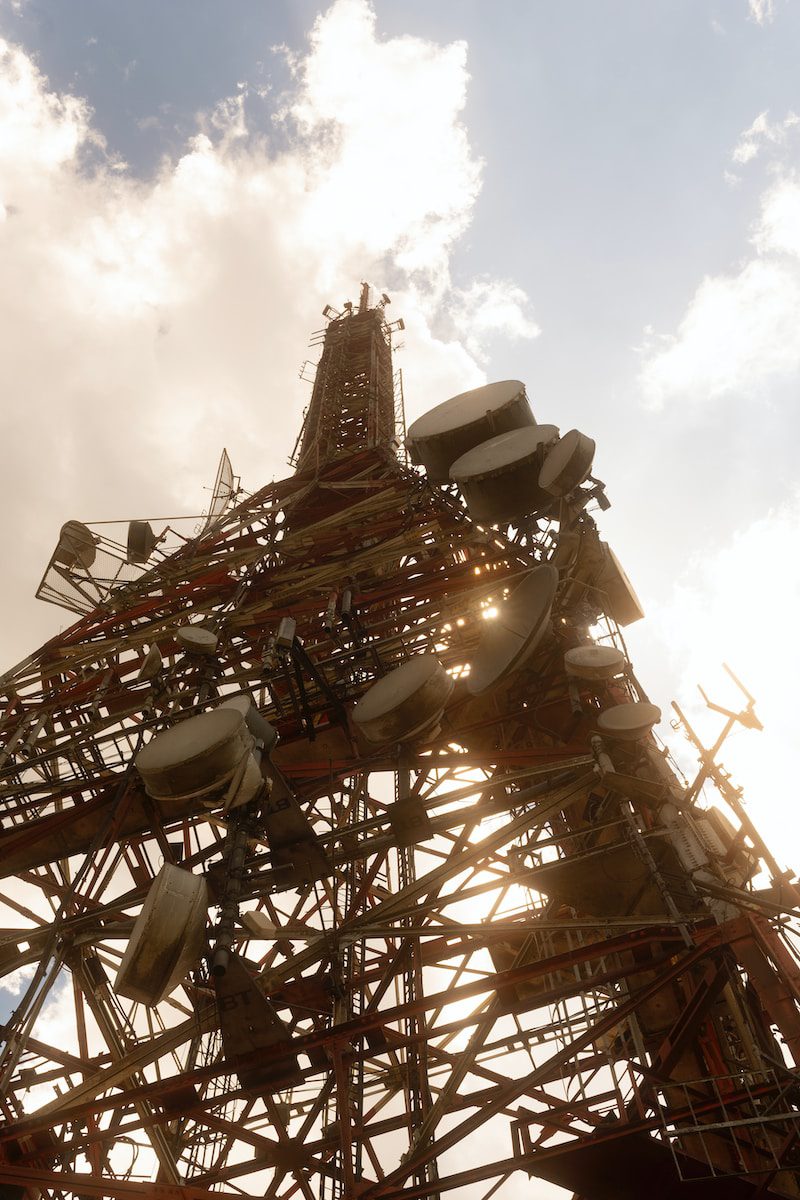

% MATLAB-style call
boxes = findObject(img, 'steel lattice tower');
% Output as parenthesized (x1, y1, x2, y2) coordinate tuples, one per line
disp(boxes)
(1, 283, 800, 1200)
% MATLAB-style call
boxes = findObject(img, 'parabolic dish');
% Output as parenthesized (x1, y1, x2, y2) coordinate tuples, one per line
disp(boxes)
(450, 425, 560, 481)
(597, 702, 661, 742)
(127, 520, 158, 565)
(564, 644, 625, 681)
(137, 644, 163, 682)
(449, 425, 559, 524)
(468, 564, 559, 696)
(54, 520, 97, 571)
(136, 707, 253, 800)
(177, 626, 219, 656)
(115, 864, 209, 1007)
(406, 380, 534, 482)
(352, 654, 454, 745)
(539, 429, 596, 497)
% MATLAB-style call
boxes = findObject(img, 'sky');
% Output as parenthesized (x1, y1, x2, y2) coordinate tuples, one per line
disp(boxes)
(0, 1, 798, 1191)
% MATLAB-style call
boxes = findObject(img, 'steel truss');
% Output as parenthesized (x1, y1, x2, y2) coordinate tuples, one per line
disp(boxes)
(0, 291, 799, 1200)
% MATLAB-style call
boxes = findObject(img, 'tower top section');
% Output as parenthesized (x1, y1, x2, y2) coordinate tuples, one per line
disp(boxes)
(294, 282, 403, 474)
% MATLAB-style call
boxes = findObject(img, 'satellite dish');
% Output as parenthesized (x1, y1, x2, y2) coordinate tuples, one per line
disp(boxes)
(202, 449, 236, 531)
(467, 564, 558, 695)
(114, 864, 208, 1006)
(135, 707, 255, 804)
(564, 645, 625, 681)
(352, 655, 454, 745)
(539, 430, 596, 498)
(597, 702, 661, 741)
(54, 521, 97, 570)
(450, 425, 559, 523)
(176, 626, 218, 657)
(406, 380, 535, 482)
(137, 644, 163, 682)
(127, 520, 158, 565)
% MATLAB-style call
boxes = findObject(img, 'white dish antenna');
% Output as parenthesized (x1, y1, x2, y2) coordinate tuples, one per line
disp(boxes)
(597, 702, 661, 741)
(135, 707, 258, 808)
(137, 645, 163, 682)
(539, 430, 596, 498)
(468, 565, 558, 696)
(352, 655, 453, 745)
(564, 644, 625, 681)
(202, 448, 237, 531)
(114, 865, 209, 1006)
(406, 380, 534, 482)
(176, 626, 219, 657)
(450, 425, 560, 524)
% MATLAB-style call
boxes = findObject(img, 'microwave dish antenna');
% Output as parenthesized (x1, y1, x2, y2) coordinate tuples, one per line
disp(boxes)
(467, 564, 558, 695)
(450, 423, 560, 523)
(201, 447, 238, 531)
(406, 378, 535, 482)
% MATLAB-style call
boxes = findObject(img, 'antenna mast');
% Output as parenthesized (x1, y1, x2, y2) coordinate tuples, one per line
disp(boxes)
(295, 283, 399, 474)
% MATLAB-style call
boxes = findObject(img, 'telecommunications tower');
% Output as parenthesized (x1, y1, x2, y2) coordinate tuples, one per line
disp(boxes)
(0, 282, 799, 1200)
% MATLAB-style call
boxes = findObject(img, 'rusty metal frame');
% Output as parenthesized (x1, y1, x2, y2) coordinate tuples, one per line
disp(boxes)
(0, 294, 799, 1200)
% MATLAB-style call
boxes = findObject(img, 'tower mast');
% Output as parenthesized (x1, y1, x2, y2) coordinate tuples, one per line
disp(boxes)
(0, 287, 799, 1200)
(295, 283, 398, 474)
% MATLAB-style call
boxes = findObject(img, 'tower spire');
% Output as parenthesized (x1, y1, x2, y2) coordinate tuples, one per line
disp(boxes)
(295, 285, 398, 474)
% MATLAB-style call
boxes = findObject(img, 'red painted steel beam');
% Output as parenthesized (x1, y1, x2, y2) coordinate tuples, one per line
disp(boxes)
(359, 924, 754, 1196)
(366, 1074, 794, 1200)
(0, 926, 723, 1147)
(0, 1163, 251, 1199)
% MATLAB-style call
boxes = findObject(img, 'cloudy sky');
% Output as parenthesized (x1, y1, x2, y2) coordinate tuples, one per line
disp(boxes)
(0, 0, 798, 878)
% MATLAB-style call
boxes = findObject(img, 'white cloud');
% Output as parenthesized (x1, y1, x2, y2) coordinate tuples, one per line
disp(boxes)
(748, 0, 776, 25)
(0, 39, 94, 173)
(639, 169, 800, 408)
(0, 961, 33, 997)
(283, 0, 482, 288)
(446, 278, 541, 360)
(0, 1, 537, 664)
(638, 258, 800, 406)
(731, 110, 799, 166)
(635, 491, 800, 865)
(754, 173, 800, 255)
